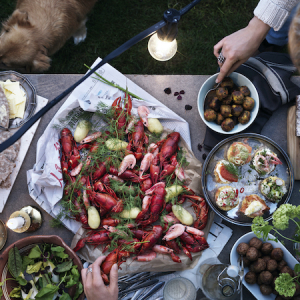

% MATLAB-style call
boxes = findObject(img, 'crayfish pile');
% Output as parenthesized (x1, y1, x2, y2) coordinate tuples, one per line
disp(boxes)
(59, 94, 209, 283)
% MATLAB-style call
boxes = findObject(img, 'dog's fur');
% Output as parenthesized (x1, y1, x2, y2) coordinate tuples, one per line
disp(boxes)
(0, 0, 97, 72)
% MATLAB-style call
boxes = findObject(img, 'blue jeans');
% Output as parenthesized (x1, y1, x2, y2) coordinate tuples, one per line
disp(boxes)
(266, 5, 298, 46)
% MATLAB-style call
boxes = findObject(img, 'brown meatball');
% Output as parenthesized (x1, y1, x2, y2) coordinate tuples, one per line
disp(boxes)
(221, 118, 235, 132)
(280, 266, 294, 277)
(216, 113, 224, 125)
(204, 109, 217, 122)
(267, 259, 278, 272)
(243, 256, 251, 267)
(209, 97, 221, 111)
(222, 95, 232, 105)
(220, 105, 232, 117)
(260, 284, 273, 295)
(236, 242, 249, 255)
(261, 243, 273, 255)
(216, 87, 228, 100)
(253, 258, 266, 273)
(259, 271, 273, 285)
(232, 91, 244, 104)
(231, 105, 243, 117)
(238, 110, 251, 124)
(243, 96, 255, 110)
(271, 248, 284, 261)
(246, 247, 259, 261)
(257, 250, 262, 258)
(249, 237, 263, 250)
(220, 77, 234, 89)
(277, 259, 287, 271)
(245, 271, 257, 284)
(262, 256, 271, 263)
(239, 86, 251, 96)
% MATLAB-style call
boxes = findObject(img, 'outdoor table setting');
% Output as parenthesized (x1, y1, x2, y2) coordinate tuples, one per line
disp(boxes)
(0, 62, 299, 300)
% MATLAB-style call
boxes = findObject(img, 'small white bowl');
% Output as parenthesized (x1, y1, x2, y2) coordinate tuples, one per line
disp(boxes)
(197, 72, 259, 134)
(230, 232, 298, 300)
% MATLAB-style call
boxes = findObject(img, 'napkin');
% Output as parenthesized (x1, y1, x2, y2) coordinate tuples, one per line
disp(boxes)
(203, 52, 300, 150)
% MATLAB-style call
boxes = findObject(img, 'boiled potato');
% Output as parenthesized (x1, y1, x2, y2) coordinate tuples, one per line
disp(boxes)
(120, 207, 141, 219)
(165, 185, 184, 203)
(172, 205, 194, 225)
(148, 118, 163, 134)
(87, 206, 101, 229)
(74, 120, 91, 142)
(105, 138, 128, 150)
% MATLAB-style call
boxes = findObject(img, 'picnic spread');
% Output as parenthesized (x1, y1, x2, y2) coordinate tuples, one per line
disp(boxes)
(0, 55, 300, 300)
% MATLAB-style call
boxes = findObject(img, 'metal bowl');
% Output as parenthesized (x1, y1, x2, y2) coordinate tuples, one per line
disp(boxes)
(0, 71, 37, 128)
(202, 133, 294, 226)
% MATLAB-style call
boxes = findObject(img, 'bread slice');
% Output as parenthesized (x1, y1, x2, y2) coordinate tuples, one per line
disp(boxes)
(215, 185, 239, 211)
(260, 176, 287, 202)
(214, 160, 239, 183)
(239, 194, 270, 218)
(227, 142, 252, 166)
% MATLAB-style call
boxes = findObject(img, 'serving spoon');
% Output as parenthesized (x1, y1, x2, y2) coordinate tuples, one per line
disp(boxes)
(203, 82, 221, 109)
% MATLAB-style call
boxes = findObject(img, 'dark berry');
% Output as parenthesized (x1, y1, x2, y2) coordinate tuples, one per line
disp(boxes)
(174, 92, 179, 96)
(202, 153, 207, 160)
(164, 88, 171, 94)
(198, 143, 202, 151)
(185, 105, 192, 110)
(180, 90, 185, 94)
(177, 95, 182, 100)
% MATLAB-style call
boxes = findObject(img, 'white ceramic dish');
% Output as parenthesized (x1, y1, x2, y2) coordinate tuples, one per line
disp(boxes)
(197, 72, 259, 134)
(230, 232, 298, 300)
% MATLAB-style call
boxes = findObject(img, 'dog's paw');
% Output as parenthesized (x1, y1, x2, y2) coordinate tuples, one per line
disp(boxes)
(73, 20, 87, 45)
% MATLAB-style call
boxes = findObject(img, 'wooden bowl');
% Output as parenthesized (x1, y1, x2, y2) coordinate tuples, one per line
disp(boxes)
(0, 235, 84, 300)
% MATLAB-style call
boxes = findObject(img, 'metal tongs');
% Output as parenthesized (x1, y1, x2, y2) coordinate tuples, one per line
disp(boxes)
(238, 255, 244, 300)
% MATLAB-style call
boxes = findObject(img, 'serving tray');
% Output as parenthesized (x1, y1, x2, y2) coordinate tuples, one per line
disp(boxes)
(202, 133, 294, 226)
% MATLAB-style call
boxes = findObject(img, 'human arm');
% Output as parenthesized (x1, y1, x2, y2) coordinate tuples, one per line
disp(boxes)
(214, 16, 270, 83)
(81, 256, 119, 300)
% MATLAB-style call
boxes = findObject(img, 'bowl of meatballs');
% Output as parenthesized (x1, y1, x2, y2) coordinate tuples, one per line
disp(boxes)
(230, 232, 298, 299)
(198, 72, 259, 134)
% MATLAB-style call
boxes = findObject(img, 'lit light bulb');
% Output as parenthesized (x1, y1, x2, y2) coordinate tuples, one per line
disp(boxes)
(148, 33, 177, 61)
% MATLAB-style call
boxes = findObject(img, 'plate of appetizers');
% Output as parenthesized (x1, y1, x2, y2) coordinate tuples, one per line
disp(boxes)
(202, 133, 294, 226)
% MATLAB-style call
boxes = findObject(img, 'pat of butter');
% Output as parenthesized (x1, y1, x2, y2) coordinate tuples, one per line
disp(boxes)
(0, 80, 26, 119)
(245, 200, 263, 216)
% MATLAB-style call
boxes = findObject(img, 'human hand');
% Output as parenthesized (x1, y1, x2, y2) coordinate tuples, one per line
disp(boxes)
(81, 256, 118, 300)
(214, 17, 270, 83)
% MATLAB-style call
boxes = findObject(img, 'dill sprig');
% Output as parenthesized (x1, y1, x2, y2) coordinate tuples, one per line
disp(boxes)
(224, 161, 239, 176)
(85, 64, 143, 100)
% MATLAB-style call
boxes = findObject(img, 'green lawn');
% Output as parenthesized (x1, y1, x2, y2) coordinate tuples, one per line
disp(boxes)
(1, 0, 259, 74)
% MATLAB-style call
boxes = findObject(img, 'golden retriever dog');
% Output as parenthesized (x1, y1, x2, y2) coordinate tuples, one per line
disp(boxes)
(0, 0, 97, 72)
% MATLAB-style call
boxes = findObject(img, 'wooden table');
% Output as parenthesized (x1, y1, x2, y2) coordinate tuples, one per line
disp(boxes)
(1, 74, 300, 299)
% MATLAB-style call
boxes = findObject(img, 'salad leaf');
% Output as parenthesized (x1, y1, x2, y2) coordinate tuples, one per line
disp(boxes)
(8, 246, 22, 278)
(60, 291, 72, 300)
(51, 246, 69, 259)
(35, 284, 59, 300)
(65, 276, 77, 288)
(71, 266, 80, 281)
(295, 263, 300, 274)
(56, 260, 73, 273)
(22, 256, 34, 272)
(28, 245, 42, 259)
(26, 261, 43, 274)
(74, 282, 83, 300)
(9, 286, 21, 298)
(16, 276, 27, 286)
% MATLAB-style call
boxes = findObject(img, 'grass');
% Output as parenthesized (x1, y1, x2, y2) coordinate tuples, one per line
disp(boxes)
(0, 0, 259, 75)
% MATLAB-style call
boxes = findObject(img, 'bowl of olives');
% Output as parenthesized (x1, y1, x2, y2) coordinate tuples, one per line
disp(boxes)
(197, 72, 259, 134)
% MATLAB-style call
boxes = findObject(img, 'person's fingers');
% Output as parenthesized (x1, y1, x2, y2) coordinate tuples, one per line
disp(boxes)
(81, 268, 87, 285)
(213, 39, 224, 58)
(225, 59, 247, 77)
(109, 264, 119, 291)
(216, 56, 237, 83)
(92, 256, 106, 287)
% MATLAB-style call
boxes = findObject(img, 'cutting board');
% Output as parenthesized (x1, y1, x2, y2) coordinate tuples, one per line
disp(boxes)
(287, 105, 300, 180)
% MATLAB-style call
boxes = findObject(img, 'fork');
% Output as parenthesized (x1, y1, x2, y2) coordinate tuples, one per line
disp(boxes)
(238, 255, 244, 300)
